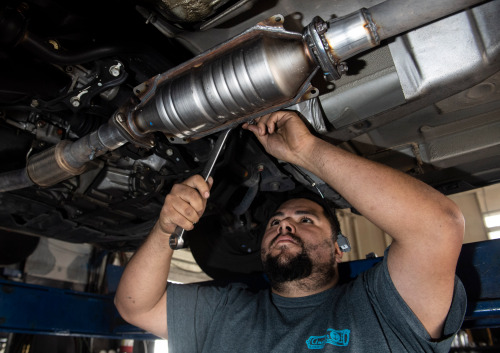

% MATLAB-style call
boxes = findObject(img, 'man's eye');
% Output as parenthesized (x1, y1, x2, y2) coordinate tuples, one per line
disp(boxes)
(270, 219, 280, 226)
(301, 217, 313, 223)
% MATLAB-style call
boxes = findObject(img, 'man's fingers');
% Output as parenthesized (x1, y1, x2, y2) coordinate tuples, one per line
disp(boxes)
(243, 112, 293, 136)
(161, 200, 196, 231)
(242, 114, 277, 136)
(158, 174, 213, 234)
(181, 174, 211, 199)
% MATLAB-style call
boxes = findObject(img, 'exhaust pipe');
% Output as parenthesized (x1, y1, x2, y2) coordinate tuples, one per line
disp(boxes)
(0, 0, 485, 191)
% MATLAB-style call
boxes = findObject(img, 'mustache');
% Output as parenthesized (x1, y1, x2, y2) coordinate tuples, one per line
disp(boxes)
(269, 232, 303, 248)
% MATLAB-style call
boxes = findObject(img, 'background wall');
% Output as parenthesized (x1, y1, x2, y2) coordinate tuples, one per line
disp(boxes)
(338, 183, 500, 262)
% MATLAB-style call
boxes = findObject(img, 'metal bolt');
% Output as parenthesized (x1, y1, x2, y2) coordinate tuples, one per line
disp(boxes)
(116, 113, 125, 123)
(256, 164, 265, 172)
(109, 62, 122, 77)
(31, 99, 39, 108)
(70, 96, 80, 107)
(315, 20, 328, 34)
(166, 149, 174, 156)
(337, 62, 348, 75)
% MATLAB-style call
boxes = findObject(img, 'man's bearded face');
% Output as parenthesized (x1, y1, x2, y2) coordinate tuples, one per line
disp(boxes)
(262, 233, 313, 283)
(260, 199, 340, 289)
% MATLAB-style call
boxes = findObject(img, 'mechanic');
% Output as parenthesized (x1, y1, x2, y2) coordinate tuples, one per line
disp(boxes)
(115, 111, 466, 352)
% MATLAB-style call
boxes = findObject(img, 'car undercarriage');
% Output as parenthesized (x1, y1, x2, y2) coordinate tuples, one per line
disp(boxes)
(1, 0, 499, 279)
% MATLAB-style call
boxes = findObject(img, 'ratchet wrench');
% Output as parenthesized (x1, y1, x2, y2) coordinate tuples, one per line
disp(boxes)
(169, 128, 233, 250)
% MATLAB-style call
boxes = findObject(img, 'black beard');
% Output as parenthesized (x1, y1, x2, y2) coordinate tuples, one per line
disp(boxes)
(262, 234, 313, 286)
(262, 244, 313, 285)
(262, 233, 337, 291)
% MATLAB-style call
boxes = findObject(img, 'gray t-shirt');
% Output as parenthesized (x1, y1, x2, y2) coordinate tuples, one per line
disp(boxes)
(167, 254, 466, 352)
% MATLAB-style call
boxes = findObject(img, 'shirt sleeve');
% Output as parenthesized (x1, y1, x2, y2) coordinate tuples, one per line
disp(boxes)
(363, 247, 467, 353)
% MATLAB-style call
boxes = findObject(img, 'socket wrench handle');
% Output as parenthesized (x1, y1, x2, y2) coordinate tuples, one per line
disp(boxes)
(169, 128, 232, 249)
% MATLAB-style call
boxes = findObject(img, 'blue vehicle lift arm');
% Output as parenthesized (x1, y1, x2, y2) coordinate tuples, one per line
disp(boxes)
(0, 239, 499, 338)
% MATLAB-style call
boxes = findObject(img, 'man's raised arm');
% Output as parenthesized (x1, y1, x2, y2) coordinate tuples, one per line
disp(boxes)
(243, 111, 465, 339)
(114, 175, 212, 339)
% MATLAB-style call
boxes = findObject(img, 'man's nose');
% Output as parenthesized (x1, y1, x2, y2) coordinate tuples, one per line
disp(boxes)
(279, 219, 295, 234)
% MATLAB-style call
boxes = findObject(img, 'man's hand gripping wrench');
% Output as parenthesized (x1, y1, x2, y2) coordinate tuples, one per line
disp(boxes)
(169, 128, 233, 250)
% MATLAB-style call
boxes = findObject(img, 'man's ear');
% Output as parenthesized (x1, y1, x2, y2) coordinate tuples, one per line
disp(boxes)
(334, 242, 344, 263)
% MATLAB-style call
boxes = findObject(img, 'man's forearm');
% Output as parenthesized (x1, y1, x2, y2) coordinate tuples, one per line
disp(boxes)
(294, 137, 463, 243)
(114, 174, 211, 338)
(115, 222, 173, 323)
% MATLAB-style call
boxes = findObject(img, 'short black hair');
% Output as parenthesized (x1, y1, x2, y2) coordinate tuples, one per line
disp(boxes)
(279, 189, 341, 242)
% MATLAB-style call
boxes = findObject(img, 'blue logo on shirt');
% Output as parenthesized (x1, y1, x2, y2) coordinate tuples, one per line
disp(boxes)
(306, 329, 350, 349)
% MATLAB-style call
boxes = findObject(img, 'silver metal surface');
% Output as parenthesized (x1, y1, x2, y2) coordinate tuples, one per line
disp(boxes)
(370, 0, 486, 41)
(134, 17, 315, 140)
(2, 1, 498, 193)
(26, 140, 85, 187)
(321, 68, 405, 129)
(324, 9, 379, 62)
(303, 16, 341, 81)
(169, 128, 232, 250)
(389, 1, 500, 101)
(423, 108, 500, 169)
(288, 98, 327, 134)
(63, 122, 129, 168)
(165, 0, 387, 54)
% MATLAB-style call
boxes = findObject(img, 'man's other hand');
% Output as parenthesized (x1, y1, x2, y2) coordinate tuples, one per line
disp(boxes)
(242, 111, 317, 165)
